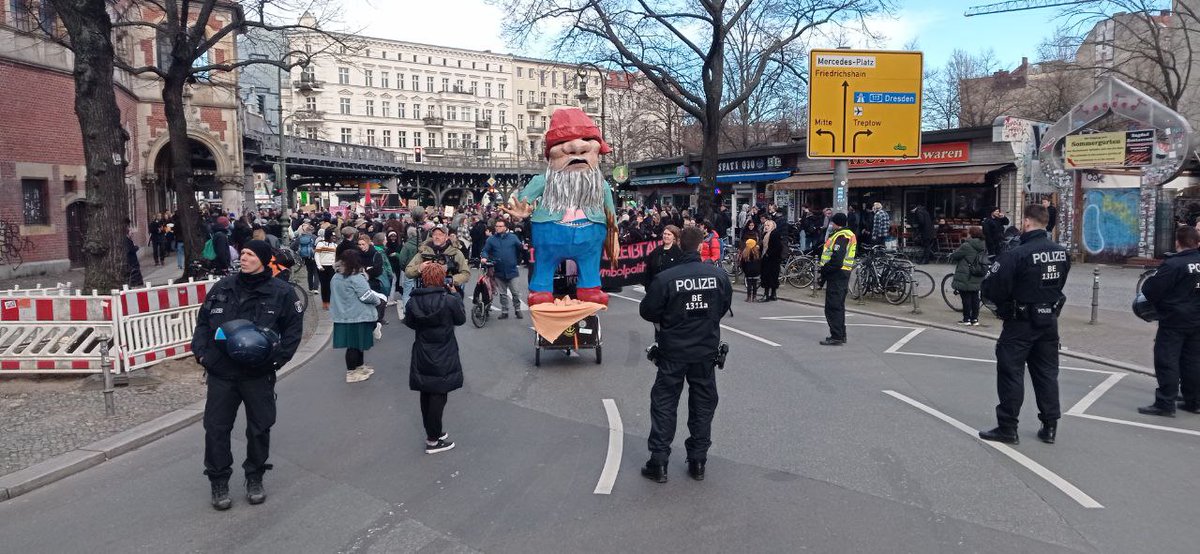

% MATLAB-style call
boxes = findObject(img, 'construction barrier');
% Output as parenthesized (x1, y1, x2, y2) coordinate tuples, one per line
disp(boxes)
(0, 278, 217, 375)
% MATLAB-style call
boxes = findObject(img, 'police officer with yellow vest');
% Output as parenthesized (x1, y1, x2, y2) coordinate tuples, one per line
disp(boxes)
(818, 213, 856, 346)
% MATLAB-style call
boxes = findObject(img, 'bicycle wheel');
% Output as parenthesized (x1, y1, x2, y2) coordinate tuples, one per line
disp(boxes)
(941, 273, 963, 312)
(290, 282, 310, 313)
(787, 258, 816, 289)
(910, 269, 935, 298)
(883, 272, 911, 305)
(471, 303, 487, 328)
(848, 266, 865, 300)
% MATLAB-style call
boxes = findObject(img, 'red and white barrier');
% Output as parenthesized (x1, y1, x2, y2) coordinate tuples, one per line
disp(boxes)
(0, 278, 217, 375)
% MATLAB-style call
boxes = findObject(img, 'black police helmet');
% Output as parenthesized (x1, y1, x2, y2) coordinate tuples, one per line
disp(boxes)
(216, 319, 280, 366)
(1132, 292, 1160, 322)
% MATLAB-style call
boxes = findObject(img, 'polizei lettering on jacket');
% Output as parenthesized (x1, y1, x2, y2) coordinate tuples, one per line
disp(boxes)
(1032, 251, 1067, 264)
(1035, 250, 1067, 283)
(674, 276, 718, 292)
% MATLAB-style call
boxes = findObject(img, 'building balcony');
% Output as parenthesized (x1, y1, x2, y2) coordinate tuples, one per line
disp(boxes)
(422, 117, 445, 127)
(293, 76, 324, 91)
(424, 147, 445, 157)
(293, 109, 325, 121)
(526, 125, 545, 135)
(525, 101, 545, 111)
(440, 87, 475, 98)
(475, 120, 491, 130)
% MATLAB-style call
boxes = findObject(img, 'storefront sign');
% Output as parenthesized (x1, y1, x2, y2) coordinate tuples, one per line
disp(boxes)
(834, 141, 970, 168)
(717, 156, 783, 173)
(1064, 130, 1155, 169)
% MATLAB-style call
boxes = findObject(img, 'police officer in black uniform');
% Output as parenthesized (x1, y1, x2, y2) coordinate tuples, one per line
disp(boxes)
(978, 204, 1070, 445)
(1138, 225, 1200, 416)
(192, 240, 303, 510)
(639, 226, 733, 482)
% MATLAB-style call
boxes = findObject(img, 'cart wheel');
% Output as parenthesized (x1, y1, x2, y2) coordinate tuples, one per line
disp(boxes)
(595, 345, 602, 364)
(534, 347, 541, 367)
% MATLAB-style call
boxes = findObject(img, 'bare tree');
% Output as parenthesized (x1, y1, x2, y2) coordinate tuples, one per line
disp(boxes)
(924, 49, 1011, 129)
(32, 0, 132, 290)
(105, 0, 345, 275)
(496, 0, 886, 217)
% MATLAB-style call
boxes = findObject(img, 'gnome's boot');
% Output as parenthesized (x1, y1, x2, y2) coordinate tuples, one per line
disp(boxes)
(576, 287, 609, 306)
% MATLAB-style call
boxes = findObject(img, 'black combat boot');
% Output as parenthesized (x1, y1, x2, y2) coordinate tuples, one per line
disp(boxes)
(211, 481, 232, 511)
(978, 426, 1019, 444)
(686, 459, 705, 481)
(245, 476, 266, 505)
(641, 460, 667, 483)
(1138, 404, 1176, 417)
(1037, 423, 1057, 444)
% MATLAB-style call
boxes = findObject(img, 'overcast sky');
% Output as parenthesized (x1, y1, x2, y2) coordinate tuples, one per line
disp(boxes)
(335, 0, 1063, 72)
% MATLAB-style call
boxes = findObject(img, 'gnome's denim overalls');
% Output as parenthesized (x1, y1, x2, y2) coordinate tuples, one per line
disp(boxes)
(517, 175, 615, 294)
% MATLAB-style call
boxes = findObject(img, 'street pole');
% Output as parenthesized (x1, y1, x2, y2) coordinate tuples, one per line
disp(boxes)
(833, 159, 849, 215)
(276, 63, 290, 218)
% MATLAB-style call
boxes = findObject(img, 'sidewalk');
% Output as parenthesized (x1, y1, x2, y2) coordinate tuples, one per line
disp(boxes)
(749, 261, 1155, 374)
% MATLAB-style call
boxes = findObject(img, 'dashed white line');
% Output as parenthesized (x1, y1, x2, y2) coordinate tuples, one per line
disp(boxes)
(594, 398, 623, 495)
(1070, 412, 1200, 437)
(884, 327, 925, 354)
(883, 390, 1104, 509)
(1065, 373, 1126, 415)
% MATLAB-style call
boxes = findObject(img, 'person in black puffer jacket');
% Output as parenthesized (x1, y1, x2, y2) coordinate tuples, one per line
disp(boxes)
(404, 262, 466, 454)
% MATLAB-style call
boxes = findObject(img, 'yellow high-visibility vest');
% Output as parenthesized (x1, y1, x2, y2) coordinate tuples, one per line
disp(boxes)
(820, 228, 857, 272)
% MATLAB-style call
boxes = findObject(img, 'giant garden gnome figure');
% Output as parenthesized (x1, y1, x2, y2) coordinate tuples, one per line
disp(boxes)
(503, 108, 616, 306)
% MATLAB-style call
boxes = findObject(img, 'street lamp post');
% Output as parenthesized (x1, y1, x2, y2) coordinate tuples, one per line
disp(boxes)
(497, 122, 524, 165)
(575, 63, 607, 139)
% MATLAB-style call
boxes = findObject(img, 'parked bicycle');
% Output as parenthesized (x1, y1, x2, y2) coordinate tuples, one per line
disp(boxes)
(719, 237, 742, 282)
(849, 246, 914, 305)
(784, 252, 820, 289)
(471, 261, 496, 328)
(940, 273, 963, 312)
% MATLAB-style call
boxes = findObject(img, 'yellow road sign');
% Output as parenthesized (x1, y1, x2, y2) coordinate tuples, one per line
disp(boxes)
(807, 49, 923, 159)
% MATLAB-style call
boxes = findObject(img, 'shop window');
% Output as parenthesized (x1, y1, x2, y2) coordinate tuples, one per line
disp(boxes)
(22, 178, 49, 225)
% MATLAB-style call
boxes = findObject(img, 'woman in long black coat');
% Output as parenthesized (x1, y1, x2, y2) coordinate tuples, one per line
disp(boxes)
(643, 225, 684, 286)
(759, 219, 782, 301)
(404, 262, 466, 454)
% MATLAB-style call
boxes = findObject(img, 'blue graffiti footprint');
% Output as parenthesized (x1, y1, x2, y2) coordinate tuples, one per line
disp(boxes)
(1082, 203, 1104, 255)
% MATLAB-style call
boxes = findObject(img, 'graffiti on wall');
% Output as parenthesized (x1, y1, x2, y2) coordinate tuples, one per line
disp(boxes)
(1081, 189, 1141, 261)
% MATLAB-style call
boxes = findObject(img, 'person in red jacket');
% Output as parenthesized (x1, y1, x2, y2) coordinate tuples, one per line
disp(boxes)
(699, 220, 722, 264)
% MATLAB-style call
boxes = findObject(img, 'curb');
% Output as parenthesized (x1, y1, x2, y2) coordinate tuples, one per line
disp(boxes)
(741, 286, 1154, 377)
(0, 310, 334, 503)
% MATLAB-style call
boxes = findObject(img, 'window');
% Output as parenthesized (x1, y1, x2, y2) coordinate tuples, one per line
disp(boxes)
(381, 71, 389, 88)
(540, 91, 547, 104)
(428, 132, 438, 148)
(540, 115, 547, 127)
(499, 110, 506, 125)
(499, 135, 508, 152)
(398, 103, 406, 118)
(256, 94, 266, 114)
(518, 90, 525, 104)
(301, 65, 315, 82)
(426, 76, 434, 92)
(517, 114, 525, 128)
(484, 109, 493, 121)
(339, 98, 350, 114)
(486, 135, 493, 150)
(155, 28, 170, 69)
(484, 82, 492, 98)
(517, 67, 523, 77)
(381, 101, 390, 118)
(499, 65, 503, 73)
(539, 70, 546, 86)
(552, 72, 557, 88)
(461, 108, 471, 122)
(366, 129, 376, 146)
(551, 93, 558, 106)
(21, 179, 48, 225)
(413, 54, 419, 62)
(398, 131, 408, 148)
(446, 106, 457, 120)
(304, 96, 317, 111)
(529, 140, 537, 154)
(413, 104, 421, 119)
(382, 130, 392, 147)
(382, 51, 387, 59)
(465, 133, 473, 148)
(341, 128, 352, 143)
(365, 99, 375, 116)
(412, 74, 420, 90)
(338, 67, 349, 84)
(447, 133, 459, 148)
(498, 84, 505, 99)
(442, 77, 450, 91)
(455, 79, 464, 92)
(413, 132, 422, 147)
(397, 73, 405, 90)
(470, 81, 478, 95)
(365, 48, 371, 57)
(457, 60, 462, 67)
(64, 178, 77, 195)
(305, 127, 318, 140)
(364, 69, 373, 87)
(472, 61, 477, 69)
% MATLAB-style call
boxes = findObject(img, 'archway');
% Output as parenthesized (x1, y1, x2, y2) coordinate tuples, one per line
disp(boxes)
(150, 138, 221, 214)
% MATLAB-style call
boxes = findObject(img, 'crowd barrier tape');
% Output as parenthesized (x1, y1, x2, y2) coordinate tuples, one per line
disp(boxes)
(0, 278, 217, 375)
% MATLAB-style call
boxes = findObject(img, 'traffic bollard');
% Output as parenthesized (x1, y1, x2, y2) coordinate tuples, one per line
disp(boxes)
(100, 339, 116, 416)
(910, 280, 922, 315)
(810, 271, 818, 298)
(1089, 268, 1100, 325)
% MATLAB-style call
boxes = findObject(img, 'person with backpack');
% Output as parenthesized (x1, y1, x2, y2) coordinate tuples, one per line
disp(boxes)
(206, 216, 233, 275)
(949, 226, 988, 326)
(294, 223, 319, 294)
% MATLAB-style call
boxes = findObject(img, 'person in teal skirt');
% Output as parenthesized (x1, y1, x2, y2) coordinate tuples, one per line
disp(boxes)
(331, 249, 385, 383)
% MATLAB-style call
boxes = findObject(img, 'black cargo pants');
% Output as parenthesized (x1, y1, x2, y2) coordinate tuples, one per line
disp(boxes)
(994, 319, 1060, 430)
(648, 359, 719, 465)
(1153, 326, 1200, 408)
(203, 373, 277, 483)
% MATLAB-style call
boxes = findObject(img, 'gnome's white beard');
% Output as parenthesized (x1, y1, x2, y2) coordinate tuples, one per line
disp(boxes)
(541, 166, 605, 215)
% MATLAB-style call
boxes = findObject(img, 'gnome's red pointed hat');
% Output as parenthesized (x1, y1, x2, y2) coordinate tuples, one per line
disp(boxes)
(544, 107, 611, 158)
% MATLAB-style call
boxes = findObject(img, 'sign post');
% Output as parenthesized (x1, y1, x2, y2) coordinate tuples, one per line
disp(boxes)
(808, 49, 923, 215)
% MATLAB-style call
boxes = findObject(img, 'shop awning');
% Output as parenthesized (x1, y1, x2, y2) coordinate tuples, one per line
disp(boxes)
(630, 175, 685, 186)
(769, 164, 1012, 191)
(685, 171, 792, 184)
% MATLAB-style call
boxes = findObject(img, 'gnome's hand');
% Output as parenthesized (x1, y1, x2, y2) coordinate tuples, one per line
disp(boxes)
(502, 199, 533, 219)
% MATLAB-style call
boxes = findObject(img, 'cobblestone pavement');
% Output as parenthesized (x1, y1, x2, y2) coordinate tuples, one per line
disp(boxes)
(0, 274, 323, 478)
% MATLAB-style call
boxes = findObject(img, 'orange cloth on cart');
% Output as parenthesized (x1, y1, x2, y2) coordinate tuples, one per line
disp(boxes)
(528, 297, 606, 343)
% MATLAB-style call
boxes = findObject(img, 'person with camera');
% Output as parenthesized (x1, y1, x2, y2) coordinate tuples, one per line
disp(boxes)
(978, 204, 1070, 445)
(191, 240, 304, 511)
(404, 225, 471, 289)
(639, 226, 733, 483)
(1137, 225, 1200, 417)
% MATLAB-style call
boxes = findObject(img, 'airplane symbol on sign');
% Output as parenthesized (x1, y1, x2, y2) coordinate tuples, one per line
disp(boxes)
(853, 106, 863, 116)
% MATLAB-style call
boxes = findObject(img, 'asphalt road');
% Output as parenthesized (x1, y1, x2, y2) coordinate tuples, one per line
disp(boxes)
(2, 273, 1198, 553)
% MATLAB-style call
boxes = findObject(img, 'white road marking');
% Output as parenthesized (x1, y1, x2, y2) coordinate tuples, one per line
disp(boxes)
(594, 398, 623, 495)
(611, 292, 780, 347)
(883, 390, 1104, 509)
(1065, 373, 1126, 415)
(884, 328, 925, 354)
(1071, 412, 1200, 437)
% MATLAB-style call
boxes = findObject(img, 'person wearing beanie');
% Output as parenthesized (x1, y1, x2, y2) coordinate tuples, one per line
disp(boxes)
(191, 239, 304, 510)
(740, 238, 763, 302)
(209, 216, 233, 274)
(818, 213, 856, 346)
